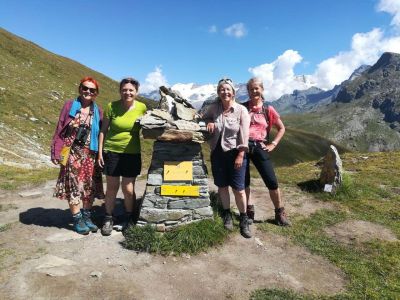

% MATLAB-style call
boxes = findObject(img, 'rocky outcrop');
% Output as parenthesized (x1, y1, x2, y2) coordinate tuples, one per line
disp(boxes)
(335, 52, 400, 121)
(284, 52, 400, 152)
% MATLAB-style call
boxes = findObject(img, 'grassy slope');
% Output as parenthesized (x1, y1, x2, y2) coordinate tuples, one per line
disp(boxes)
(0, 28, 156, 157)
(253, 151, 400, 299)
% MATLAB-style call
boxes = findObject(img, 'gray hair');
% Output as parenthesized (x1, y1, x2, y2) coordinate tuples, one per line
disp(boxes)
(246, 77, 265, 99)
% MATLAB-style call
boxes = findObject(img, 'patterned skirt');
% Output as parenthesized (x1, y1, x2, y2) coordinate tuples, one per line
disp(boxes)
(54, 144, 104, 205)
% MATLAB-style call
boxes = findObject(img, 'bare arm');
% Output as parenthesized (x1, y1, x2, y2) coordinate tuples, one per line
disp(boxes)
(264, 118, 285, 152)
(97, 117, 110, 168)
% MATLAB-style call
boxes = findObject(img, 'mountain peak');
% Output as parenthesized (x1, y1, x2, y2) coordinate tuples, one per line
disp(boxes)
(368, 52, 400, 73)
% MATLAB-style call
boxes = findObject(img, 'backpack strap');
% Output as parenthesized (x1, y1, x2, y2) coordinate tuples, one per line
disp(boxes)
(262, 104, 270, 143)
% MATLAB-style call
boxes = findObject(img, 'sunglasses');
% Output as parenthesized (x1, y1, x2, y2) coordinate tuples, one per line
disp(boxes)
(218, 78, 233, 84)
(81, 85, 97, 94)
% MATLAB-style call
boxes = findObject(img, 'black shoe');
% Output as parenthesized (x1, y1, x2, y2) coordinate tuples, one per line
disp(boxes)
(222, 209, 233, 231)
(101, 215, 113, 236)
(239, 214, 252, 238)
(114, 213, 133, 232)
(247, 205, 255, 225)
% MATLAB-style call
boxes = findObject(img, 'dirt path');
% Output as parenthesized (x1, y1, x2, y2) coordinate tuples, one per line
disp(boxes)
(0, 179, 346, 300)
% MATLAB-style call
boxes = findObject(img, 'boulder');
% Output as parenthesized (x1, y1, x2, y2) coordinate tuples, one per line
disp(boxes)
(319, 145, 343, 193)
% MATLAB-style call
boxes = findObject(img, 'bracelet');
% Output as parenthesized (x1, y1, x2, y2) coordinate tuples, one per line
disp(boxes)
(271, 141, 278, 146)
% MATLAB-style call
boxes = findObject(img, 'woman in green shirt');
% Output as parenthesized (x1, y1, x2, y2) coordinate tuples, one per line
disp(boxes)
(98, 77, 147, 236)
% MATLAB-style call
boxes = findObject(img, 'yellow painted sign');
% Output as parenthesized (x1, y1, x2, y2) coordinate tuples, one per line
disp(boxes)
(161, 185, 200, 197)
(164, 161, 193, 181)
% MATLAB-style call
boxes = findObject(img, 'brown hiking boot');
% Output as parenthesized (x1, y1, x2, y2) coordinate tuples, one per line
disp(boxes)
(275, 207, 291, 226)
(247, 205, 254, 225)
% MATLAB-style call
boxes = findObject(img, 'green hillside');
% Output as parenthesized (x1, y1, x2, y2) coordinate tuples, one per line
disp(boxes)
(0, 28, 156, 164)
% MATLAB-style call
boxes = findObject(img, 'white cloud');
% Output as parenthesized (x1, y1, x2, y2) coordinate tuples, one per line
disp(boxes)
(312, 28, 400, 89)
(248, 50, 312, 100)
(246, 0, 400, 99)
(140, 66, 168, 93)
(209, 25, 217, 33)
(377, 0, 400, 30)
(224, 23, 247, 38)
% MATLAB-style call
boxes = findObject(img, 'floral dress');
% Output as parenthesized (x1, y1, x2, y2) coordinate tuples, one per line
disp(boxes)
(54, 111, 104, 205)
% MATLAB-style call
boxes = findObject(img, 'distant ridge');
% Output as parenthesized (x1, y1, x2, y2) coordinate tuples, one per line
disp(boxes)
(285, 52, 400, 152)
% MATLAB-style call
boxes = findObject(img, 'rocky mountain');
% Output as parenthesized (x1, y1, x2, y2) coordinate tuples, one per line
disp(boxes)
(284, 52, 400, 152)
(271, 65, 370, 115)
(271, 86, 338, 114)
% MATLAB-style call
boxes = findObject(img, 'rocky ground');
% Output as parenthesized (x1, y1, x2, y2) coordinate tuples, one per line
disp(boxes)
(0, 178, 396, 300)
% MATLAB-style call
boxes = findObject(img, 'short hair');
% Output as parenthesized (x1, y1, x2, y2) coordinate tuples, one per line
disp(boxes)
(79, 76, 99, 93)
(119, 77, 140, 91)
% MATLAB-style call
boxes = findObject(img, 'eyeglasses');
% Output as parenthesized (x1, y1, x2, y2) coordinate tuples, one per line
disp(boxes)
(81, 85, 97, 94)
(218, 78, 233, 84)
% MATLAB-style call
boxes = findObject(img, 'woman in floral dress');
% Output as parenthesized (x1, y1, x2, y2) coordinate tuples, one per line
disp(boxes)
(51, 77, 104, 234)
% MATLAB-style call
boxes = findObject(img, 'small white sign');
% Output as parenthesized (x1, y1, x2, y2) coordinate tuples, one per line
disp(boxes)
(324, 184, 333, 192)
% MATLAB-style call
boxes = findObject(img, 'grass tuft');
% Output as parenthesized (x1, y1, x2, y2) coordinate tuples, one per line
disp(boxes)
(250, 288, 318, 300)
(122, 191, 229, 255)
(0, 223, 11, 232)
(123, 219, 228, 255)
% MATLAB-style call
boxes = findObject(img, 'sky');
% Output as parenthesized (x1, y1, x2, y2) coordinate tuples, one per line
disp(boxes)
(1, 0, 400, 100)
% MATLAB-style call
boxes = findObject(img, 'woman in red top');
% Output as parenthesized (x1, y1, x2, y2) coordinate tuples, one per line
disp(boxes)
(51, 77, 104, 234)
(244, 77, 290, 226)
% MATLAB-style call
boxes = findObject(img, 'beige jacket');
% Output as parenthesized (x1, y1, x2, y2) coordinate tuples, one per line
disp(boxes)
(201, 100, 250, 152)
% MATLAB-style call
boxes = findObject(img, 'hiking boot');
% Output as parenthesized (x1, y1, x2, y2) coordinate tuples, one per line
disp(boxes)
(247, 205, 255, 225)
(275, 207, 291, 226)
(222, 209, 234, 231)
(72, 212, 90, 235)
(101, 215, 113, 236)
(114, 213, 133, 232)
(239, 214, 252, 238)
(81, 209, 98, 233)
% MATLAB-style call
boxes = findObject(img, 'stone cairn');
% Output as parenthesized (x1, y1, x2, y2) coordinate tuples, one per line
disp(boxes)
(138, 86, 213, 231)
(319, 145, 343, 193)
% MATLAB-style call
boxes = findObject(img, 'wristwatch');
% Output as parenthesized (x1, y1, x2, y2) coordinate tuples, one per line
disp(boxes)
(271, 141, 278, 146)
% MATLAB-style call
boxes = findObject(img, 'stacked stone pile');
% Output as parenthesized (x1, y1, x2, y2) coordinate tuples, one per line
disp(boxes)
(140, 86, 208, 143)
(138, 86, 213, 231)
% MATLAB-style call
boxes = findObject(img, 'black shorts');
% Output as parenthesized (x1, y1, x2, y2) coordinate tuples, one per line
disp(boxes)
(245, 141, 278, 190)
(211, 144, 247, 191)
(103, 151, 142, 178)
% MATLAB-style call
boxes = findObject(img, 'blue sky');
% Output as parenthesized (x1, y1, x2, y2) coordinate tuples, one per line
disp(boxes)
(1, 0, 400, 99)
